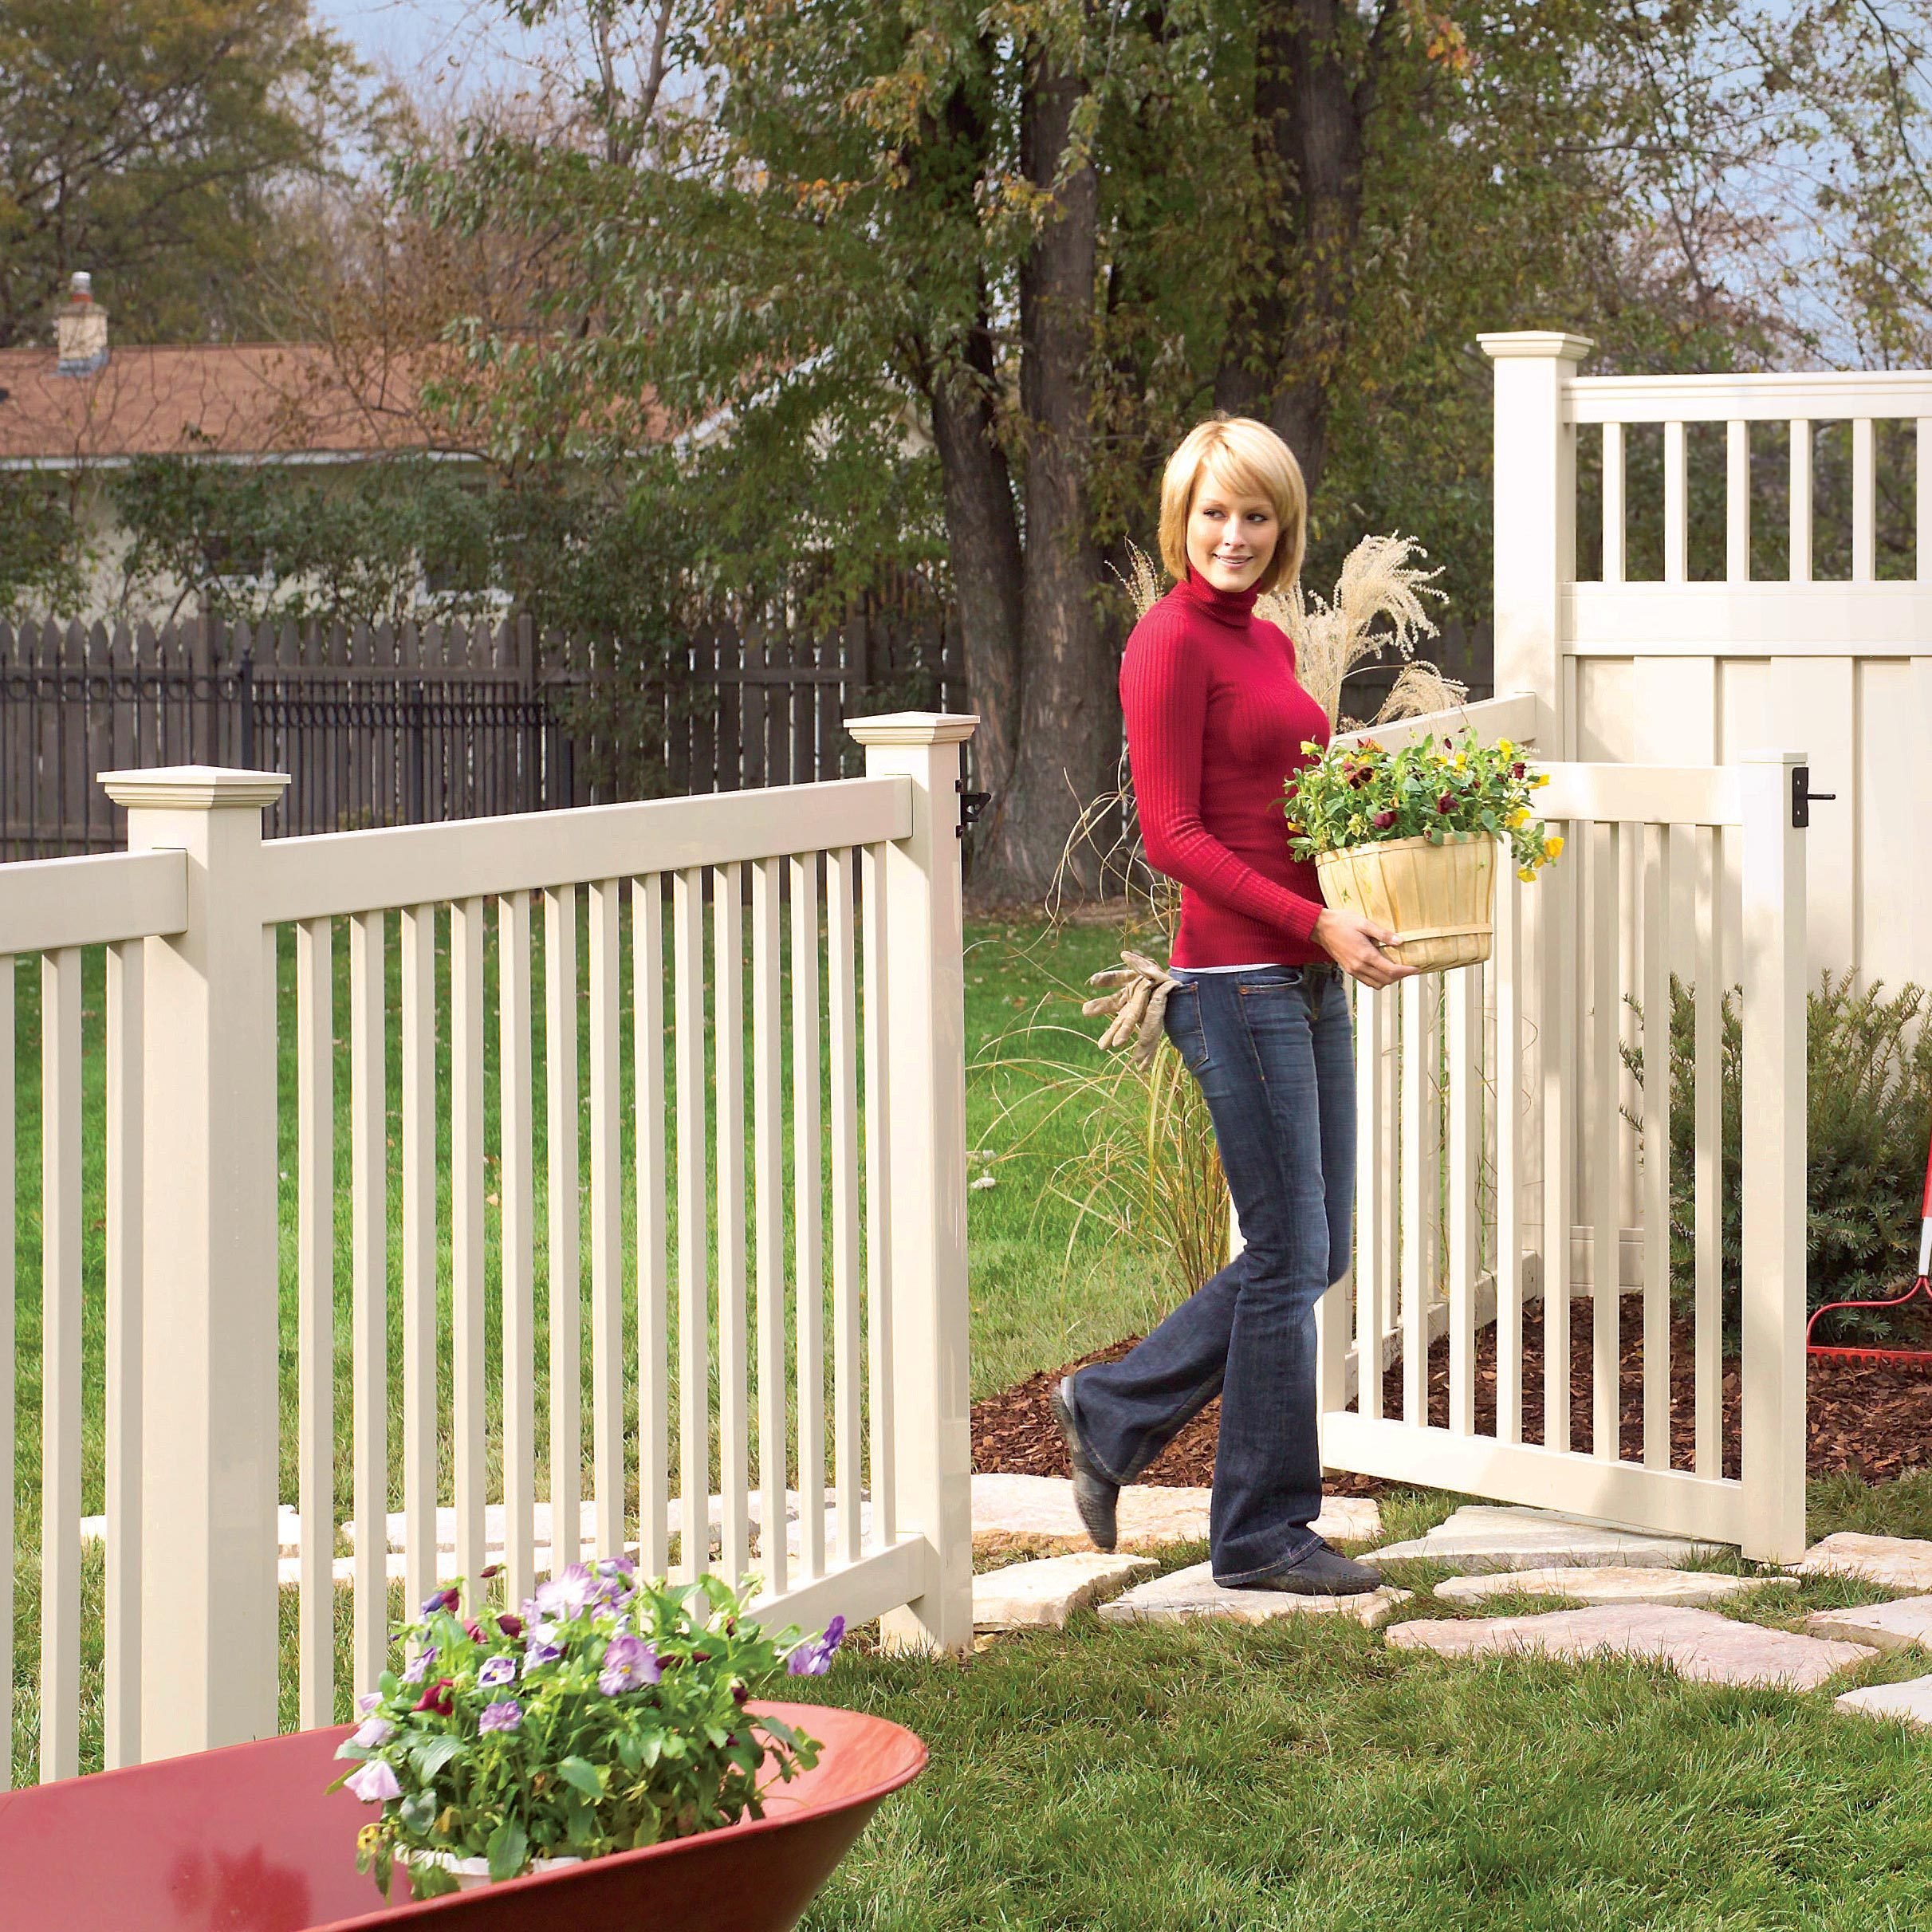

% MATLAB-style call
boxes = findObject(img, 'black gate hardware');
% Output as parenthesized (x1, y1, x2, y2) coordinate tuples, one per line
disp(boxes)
(957, 780, 993, 837)
(1792, 765, 1836, 829)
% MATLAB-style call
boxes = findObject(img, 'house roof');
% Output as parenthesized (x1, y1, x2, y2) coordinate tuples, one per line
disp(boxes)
(0, 341, 454, 468)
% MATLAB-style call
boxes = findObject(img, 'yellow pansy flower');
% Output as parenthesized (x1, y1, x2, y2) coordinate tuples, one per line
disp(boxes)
(1544, 835, 1564, 860)
(1517, 866, 1537, 882)
(1533, 772, 1551, 787)
(1497, 739, 1515, 757)
(1506, 807, 1529, 828)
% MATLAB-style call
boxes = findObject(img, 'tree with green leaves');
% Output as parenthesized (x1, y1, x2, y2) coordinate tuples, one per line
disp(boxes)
(0, 0, 376, 348)
(407, 1, 1932, 895)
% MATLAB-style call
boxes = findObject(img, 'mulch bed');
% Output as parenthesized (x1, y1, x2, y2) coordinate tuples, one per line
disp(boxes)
(973, 1304, 1932, 1496)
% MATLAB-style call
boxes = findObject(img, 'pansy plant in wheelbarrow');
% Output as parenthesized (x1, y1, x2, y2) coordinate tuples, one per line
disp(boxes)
(329, 1560, 845, 1900)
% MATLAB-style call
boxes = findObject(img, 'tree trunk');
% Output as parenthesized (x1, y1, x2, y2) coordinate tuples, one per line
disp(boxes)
(970, 49, 1111, 903)
(925, 308, 1025, 816)
(1214, 0, 1373, 502)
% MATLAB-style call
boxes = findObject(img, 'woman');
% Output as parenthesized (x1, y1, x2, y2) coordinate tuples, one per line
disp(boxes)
(1052, 416, 1416, 1596)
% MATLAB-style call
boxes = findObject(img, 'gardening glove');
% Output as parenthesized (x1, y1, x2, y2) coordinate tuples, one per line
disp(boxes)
(1082, 950, 1182, 1068)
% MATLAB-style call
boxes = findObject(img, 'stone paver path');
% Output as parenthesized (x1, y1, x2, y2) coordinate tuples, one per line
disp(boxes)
(970, 1474, 1380, 1548)
(1804, 1594, 1932, 1653)
(1836, 1675, 1932, 1727)
(974, 1554, 1157, 1631)
(1796, 1533, 1932, 1592)
(1433, 1565, 1778, 1609)
(1099, 1561, 1409, 1629)
(1369, 1505, 1721, 1573)
(1387, 1603, 1874, 1690)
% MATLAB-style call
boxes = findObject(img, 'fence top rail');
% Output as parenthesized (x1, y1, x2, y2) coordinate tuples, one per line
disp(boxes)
(1332, 691, 1538, 754)
(0, 848, 188, 953)
(1568, 367, 1932, 425)
(1539, 761, 1743, 827)
(249, 773, 912, 923)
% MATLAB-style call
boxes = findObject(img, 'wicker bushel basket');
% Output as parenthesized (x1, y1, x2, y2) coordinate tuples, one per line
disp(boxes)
(1313, 831, 1497, 972)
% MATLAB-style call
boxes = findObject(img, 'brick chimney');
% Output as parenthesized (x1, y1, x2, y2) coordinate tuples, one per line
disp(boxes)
(55, 272, 109, 377)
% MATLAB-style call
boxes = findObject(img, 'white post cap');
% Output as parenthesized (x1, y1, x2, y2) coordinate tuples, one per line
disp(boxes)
(1477, 330, 1595, 363)
(844, 711, 979, 746)
(100, 765, 290, 811)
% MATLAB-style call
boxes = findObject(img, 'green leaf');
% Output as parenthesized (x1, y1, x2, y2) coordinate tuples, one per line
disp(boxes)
(486, 1816, 529, 1885)
(414, 1733, 465, 1780)
(399, 1790, 439, 1836)
(409, 1862, 461, 1901)
(557, 1756, 606, 1799)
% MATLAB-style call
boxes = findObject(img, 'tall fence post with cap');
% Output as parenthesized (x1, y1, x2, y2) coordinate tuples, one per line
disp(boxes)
(98, 764, 289, 1759)
(846, 710, 977, 1655)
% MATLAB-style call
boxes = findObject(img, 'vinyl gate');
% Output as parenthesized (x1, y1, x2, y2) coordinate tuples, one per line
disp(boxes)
(1314, 698, 1808, 1563)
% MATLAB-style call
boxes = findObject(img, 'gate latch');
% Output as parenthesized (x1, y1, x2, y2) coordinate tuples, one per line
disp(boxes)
(957, 781, 992, 838)
(1792, 765, 1836, 828)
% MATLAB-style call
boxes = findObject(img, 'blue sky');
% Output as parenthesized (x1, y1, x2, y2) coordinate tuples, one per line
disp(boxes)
(312, 0, 546, 97)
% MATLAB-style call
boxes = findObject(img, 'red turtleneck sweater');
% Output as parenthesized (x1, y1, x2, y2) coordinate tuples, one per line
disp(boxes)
(1120, 569, 1332, 968)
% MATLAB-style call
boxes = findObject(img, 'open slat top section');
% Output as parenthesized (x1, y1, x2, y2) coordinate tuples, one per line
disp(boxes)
(1568, 368, 1932, 423)
(253, 775, 911, 923)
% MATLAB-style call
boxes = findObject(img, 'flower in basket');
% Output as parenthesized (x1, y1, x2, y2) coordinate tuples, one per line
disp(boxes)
(329, 1566, 840, 1902)
(1284, 730, 1561, 880)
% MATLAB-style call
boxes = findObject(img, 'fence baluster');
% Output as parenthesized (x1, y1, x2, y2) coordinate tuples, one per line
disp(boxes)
(1540, 841, 1575, 1454)
(1446, 961, 1481, 1438)
(790, 854, 827, 1578)
(673, 868, 710, 1580)
(545, 886, 582, 1574)
(294, 919, 334, 1730)
(827, 848, 864, 1565)
(715, 864, 751, 1580)
(451, 898, 487, 1588)
(1591, 823, 1623, 1460)
(633, 876, 670, 1580)
(40, 946, 83, 1782)
(860, 841, 895, 1548)
(349, 909, 388, 1697)
(752, 858, 788, 1594)
(402, 906, 439, 1616)
(499, 893, 537, 1608)
(1694, 827, 1724, 1477)
(590, 880, 625, 1566)
(1355, 986, 1387, 1419)
(1640, 826, 1673, 1469)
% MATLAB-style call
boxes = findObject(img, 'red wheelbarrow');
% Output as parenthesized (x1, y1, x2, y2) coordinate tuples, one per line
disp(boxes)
(0, 1701, 925, 1930)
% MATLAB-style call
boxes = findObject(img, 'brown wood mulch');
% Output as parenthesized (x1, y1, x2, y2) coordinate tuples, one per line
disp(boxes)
(973, 1304, 1932, 1496)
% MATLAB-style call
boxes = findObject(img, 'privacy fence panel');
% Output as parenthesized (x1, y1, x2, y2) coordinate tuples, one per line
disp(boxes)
(0, 603, 964, 858)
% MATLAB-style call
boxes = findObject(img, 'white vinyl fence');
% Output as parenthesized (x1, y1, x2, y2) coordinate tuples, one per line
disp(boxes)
(4, 711, 975, 1786)
(1317, 696, 1808, 1563)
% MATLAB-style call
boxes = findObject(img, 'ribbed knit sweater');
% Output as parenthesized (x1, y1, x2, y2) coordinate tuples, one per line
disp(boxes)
(1119, 567, 1331, 969)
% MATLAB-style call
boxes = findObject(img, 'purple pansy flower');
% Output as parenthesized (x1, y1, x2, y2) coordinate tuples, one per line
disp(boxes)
(597, 1555, 636, 1580)
(598, 1632, 661, 1695)
(399, 1644, 439, 1685)
(535, 1564, 594, 1616)
(478, 1655, 518, 1689)
(421, 1586, 461, 1618)
(356, 1690, 383, 1714)
(346, 1758, 403, 1803)
(349, 1715, 395, 1749)
(785, 1615, 846, 1678)
(478, 1699, 522, 1733)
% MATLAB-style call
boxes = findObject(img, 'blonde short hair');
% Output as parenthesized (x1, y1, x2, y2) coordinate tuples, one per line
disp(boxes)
(1158, 416, 1307, 594)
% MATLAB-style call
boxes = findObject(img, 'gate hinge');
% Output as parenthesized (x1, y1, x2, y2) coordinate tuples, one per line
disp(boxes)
(957, 780, 992, 838)
(1792, 764, 1836, 829)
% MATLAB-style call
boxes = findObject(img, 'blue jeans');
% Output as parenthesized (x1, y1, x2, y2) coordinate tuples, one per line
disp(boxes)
(1067, 964, 1356, 1584)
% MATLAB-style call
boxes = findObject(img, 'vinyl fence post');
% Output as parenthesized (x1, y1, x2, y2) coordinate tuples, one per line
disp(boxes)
(98, 763, 289, 1759)
(1738, 748, 1808, 1564)
(846, 710, 977, 1655)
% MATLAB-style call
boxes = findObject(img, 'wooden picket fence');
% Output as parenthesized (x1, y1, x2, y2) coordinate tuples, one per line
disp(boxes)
(0, 603, 965, 858)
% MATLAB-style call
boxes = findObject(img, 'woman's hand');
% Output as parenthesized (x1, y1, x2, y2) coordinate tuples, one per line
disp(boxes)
(1313, 907, 1419, 990)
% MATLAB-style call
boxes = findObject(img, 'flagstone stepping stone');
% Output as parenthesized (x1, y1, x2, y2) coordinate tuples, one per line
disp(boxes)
(1387, 1603, 1874, 1690)
(1367, 1505, 1721, 1573)
(1836, 1674, 1932, 1728)
(969, 1474, 1380, 1548)
(1804, 1595, 1932, 1653)
(1433, 1565, 1777, 1608)
(1097, 1560, 1410, 1628)
(1796, 1533, 1932, 1593)
(974, 1553, 1158, 1631)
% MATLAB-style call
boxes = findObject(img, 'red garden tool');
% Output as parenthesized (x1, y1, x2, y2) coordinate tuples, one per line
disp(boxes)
(1805, 1112, 1932, 1363)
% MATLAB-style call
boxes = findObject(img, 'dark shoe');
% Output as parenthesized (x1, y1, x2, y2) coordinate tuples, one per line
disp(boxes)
(1226, 1540, 1383, 1597)
(1049, 1375, 1119, 1552)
